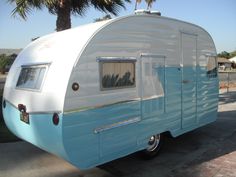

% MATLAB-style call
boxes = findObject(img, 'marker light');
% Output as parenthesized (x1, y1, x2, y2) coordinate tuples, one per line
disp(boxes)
(3, 99, 6, 108)
(18, 104, 26, 112)
(52, 113, 59, 125)
(72, 82, 79, 91)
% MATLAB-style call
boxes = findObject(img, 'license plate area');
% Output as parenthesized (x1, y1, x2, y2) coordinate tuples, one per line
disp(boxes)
(20, 112, 29, 124)
(18, 104, 29, 124)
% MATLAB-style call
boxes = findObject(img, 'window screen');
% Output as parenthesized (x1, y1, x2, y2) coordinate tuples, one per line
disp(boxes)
(16, 66, 47, 90)
(100, 61, 135, 90)
(206, 56, 217, 78)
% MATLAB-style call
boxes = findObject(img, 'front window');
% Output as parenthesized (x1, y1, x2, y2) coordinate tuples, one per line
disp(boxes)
(16, 65, 47, 90)
(98, 58, 136, 90)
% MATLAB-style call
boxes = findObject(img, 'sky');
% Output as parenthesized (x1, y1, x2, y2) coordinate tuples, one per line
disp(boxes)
(0, 0, 235, 53)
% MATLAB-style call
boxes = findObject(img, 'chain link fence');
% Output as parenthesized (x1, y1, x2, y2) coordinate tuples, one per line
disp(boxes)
(219, 72, 236, 93)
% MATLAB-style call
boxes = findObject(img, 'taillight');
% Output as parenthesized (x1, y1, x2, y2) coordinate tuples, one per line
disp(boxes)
(18, 104, 26, 112)
(52, 113, 59, 125)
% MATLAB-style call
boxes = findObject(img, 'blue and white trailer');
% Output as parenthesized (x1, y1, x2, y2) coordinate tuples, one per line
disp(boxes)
(2, 12, 218, 169)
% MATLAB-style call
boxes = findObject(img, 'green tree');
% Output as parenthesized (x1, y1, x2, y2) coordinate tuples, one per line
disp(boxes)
(94, 14, 112, 22)
(8, 0, 130, 32)
(230, 50, 236, 58)
(0, 54, 14, 74)
(217, 51, 230, 59)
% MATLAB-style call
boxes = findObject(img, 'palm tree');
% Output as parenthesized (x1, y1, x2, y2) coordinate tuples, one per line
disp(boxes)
(134, 0, 142, 10)
(145, 0, 156, 10)
(8, 0, 131, 31)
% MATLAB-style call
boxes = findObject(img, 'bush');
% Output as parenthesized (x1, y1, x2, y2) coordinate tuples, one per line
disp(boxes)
(0, 54, 15, 74)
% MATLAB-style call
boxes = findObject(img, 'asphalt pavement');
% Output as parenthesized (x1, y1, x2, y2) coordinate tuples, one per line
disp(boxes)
(0, 91, 236, 177)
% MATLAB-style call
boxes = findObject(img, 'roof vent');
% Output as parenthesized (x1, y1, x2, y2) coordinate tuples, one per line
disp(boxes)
(150, 11, 161, 16)
(135, 9, 161, 16)
(135, 9, 151, 15)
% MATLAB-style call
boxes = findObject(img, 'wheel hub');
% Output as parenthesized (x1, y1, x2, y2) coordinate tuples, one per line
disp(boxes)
(147, 134, 160, 152)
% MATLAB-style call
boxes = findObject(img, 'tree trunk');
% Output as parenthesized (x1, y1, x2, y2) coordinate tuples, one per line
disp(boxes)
(147, 3, 151, 10)
(134, 2, 138, 10)
(56, 0, 71, 32)
(135, 0, 142, 10)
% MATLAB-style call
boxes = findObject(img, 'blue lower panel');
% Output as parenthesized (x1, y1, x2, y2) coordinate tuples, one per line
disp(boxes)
(62, 101, 141, 169)
(100, 123, 138, 156)
(61, 97, 183, 168)
(2, 101, 67, 160)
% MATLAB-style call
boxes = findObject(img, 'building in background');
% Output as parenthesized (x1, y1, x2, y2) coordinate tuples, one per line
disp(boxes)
(218, 57, 232, 71)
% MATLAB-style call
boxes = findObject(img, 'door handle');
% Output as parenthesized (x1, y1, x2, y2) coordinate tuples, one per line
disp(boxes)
(182, 80, 190, 84)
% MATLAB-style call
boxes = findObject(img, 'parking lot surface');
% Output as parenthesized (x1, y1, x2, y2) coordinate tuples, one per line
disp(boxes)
(0, 91, 236, 177)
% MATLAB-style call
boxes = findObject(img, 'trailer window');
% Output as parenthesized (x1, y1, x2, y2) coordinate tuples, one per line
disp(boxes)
(100, 61, 135, 90)
(207, 56, 217, 78)
(16, 66, 47, 90)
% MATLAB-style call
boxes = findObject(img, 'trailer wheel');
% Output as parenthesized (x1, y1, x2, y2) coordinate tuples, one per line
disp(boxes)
(140, 134, 163, 159)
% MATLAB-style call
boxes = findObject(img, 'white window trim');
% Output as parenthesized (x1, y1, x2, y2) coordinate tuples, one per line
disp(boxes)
(97, 57, 137, 91)
(15, 63, 50, 92)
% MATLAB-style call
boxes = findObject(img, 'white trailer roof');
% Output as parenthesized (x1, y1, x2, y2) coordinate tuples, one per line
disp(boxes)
(4, 20, 112, 112)
(14, 19, 111, 68)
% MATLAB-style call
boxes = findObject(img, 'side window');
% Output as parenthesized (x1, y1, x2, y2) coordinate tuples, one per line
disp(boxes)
(98, 58, 136, 90)
(207, 56, 217, 78)
(16, 65, 47, 90)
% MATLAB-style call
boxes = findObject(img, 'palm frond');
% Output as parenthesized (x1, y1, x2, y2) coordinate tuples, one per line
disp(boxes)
(8, 0, 43, 20)
(70, 0, 89, 16)
(90, 0, 130, 16)
(8, 0, 131, 31)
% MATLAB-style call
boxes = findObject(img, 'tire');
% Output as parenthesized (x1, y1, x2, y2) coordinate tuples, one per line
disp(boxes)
(140, 133, 163, 159)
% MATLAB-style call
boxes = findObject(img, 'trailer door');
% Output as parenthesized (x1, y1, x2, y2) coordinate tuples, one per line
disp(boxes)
(181, 33, 197, 128)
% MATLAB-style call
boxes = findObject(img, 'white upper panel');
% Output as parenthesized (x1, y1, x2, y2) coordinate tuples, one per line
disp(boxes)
(64, 15, 216, 111)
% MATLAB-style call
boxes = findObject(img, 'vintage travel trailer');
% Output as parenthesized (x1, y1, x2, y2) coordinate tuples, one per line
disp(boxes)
(2, 12, 218, 169)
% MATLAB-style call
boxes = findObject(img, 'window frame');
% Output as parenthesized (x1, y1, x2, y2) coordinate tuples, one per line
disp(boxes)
(97, 57, 137, 91)
(206, 55, 218, 78)
(15, 63, 49, 92)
